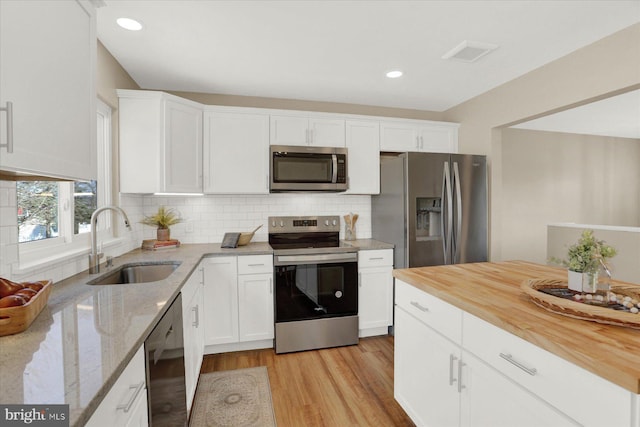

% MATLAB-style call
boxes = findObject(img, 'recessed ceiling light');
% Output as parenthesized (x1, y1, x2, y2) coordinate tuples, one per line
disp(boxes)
(442, 40, 498, 63)
(117, 17, 143, 31)
(386, 70, 403, 79)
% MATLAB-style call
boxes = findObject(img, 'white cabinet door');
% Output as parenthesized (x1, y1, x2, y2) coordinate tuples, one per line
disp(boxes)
(0, 0, 96, 180)
(380, 120, 459, 153)
(238, 273, 274, 342)
(309, 117, 345, 147)
(461, 351, 579, 427)
(270, 114, 345, 147)
(395, 307, 461, 427)
(86, 346, 147, 427)
(182, 266, 204, 414)
(380, 122, 420, 152)
(270, 115, 309, 146)
(203, 110, 269, 194)
(358, 266, 393, 334)
(164, 100, 203, 193)
(202, 256, 238, 345)
(118, 90, 202, 193)
(345, 120, 380, 194)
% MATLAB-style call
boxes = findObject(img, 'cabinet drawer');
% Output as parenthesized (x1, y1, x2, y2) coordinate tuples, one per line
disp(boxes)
(463, 313, 632, 427)
(358, 249, 393, 268)
(395, 280, 462, 344)
(237, 255, 273, 275)
(86, 346, 146, 427)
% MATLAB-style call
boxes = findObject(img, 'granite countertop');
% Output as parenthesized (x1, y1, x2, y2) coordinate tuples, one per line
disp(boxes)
(393, 260, 640, 394)
(0, 238, 391, 426)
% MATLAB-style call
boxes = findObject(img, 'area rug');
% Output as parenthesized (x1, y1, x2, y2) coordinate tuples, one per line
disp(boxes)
(189, 366, 276, 427)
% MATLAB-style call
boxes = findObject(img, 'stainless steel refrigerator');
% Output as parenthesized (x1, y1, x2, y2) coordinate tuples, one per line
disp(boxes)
(372, 152, 487, 269)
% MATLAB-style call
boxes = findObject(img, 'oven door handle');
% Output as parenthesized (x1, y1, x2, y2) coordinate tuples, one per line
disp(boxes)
(275, 252, 357, 266)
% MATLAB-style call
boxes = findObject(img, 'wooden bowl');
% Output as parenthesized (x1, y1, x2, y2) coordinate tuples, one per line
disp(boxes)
(0, 280, 52, 336)
(237, 232, 254, 246)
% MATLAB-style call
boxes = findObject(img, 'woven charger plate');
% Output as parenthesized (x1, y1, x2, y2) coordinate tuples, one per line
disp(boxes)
(521, 278, 640, 330)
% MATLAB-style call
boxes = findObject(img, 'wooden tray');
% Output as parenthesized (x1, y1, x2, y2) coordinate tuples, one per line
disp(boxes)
(0, 280, 52, 336)
(521, 278, 640, 330)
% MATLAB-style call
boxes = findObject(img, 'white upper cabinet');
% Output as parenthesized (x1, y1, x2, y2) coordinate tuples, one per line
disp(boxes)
(380, 119, 459, 153)
(0, 0, 97, 180)
(118, 90, 203, 193)
(270, 114, 345, 147)
(345, 120, 380, 194)
(203, 109, 270, 194)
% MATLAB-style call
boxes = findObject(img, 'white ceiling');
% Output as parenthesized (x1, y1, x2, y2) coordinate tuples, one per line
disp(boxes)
(512, 90, 640, 139)
(96, 1, 640, 112)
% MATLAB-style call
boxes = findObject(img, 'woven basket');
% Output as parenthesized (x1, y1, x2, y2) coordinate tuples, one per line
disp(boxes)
(521, 278, 640, 329)
(0, 280, 52, 336)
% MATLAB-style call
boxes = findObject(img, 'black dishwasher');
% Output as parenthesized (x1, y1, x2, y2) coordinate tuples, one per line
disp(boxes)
(145, 294, 188, 426)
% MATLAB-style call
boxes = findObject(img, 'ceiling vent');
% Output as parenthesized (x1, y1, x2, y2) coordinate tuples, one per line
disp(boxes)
(442, 40, 498, 63)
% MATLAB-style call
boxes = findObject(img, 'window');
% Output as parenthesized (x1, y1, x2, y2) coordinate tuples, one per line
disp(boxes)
(17, 100, 113, 260)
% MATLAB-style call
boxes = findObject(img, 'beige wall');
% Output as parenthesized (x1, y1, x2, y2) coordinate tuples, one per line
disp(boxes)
(96, 41, 140, 200)
(501, 128, 640, 264)
(443, 23, 640, 261)
(169, 90, 444, 121)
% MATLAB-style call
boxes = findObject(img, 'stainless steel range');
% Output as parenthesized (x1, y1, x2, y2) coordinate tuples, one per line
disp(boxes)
(269, 215, 359, 353)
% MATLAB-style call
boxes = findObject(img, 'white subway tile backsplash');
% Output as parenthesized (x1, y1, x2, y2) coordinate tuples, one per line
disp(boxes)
(1, 188, 372, 282)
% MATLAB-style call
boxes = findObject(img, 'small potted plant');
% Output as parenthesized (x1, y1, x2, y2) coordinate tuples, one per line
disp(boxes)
(553, 229, 616, 293)
(141, 206, 183, 241)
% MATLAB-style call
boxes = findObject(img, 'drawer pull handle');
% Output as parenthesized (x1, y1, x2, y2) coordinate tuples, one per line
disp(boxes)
(449, 354, 458, 386)
(117, 381, 145, 413)
(368, 257, 384, 260)
(248, 263, 265, 267)
(410, 301, 429, 312)
(499, 353, 537, 376)
(192, 305, 199, 328)
(457, 361, 466, 393)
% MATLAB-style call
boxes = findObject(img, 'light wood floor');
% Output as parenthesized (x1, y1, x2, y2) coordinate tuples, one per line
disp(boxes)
(200, 335, 415, 426)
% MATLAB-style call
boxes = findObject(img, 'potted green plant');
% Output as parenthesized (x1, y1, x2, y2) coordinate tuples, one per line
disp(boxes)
(141, 206, 183, 241)
(553, 229, 616, 293)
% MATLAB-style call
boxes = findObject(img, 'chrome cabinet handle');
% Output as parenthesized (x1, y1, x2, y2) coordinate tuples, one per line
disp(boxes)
(0, 101, 13, 153)
(457, 361, 466, 392)
(499, 353, 537, 376)
(248, 263, 265, 267)
(449, 354, 458, 386)
(117, 381, 145, 413)
(368, 257, 384, 261)
(410, 301, 429, 312)
(358, 272, 361, 287)
(269, 278, 273, 294)
(192, 305, 199, 327)
(415, 135, 420, 149)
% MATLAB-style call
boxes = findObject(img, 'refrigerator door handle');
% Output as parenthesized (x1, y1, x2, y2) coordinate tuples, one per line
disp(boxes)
(441, 161, 453, 264)
(452, 161, 462, 263)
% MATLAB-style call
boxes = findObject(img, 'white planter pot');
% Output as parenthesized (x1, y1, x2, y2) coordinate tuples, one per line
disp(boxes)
(567, 270, 582, 292)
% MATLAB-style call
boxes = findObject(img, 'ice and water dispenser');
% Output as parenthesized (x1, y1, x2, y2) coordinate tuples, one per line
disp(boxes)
(416, 197, 441, 240)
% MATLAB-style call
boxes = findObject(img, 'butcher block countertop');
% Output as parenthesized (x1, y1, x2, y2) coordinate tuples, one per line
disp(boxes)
(393, 260, 640, 394)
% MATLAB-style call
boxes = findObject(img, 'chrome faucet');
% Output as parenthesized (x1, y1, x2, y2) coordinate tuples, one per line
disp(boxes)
(89, 206, 131, 274)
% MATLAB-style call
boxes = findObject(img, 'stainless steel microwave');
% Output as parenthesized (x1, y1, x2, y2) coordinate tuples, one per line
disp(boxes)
(270, 145, 348, 192)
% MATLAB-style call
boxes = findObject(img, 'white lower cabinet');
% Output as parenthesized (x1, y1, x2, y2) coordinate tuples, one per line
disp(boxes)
(86, 346, 147, 427)
(460, 350, 578, 427)
(394, 280, 617, 427)
(203, 255, 274, 353)
(395, 307, 460, 427)
(358, 249, 393, 337)
(181, 265, 205, 415)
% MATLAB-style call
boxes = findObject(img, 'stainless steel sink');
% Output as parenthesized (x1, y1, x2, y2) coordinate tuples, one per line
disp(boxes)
(87, 261, 181, 285)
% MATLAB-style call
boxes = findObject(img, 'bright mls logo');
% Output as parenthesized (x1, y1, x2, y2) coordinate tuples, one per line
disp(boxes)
(1, 405, 69, 426)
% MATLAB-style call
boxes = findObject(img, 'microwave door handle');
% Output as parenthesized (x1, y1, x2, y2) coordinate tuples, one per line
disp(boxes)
(332, 154, 338, 183)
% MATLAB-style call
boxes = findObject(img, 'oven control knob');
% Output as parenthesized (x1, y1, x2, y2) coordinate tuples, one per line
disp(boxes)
(335, 290, 343, 298)
(324, 219, 329, 226)
(332, 219, 337, 226)
(279, 220, 284, 227)
(271, 220, 276, 227)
